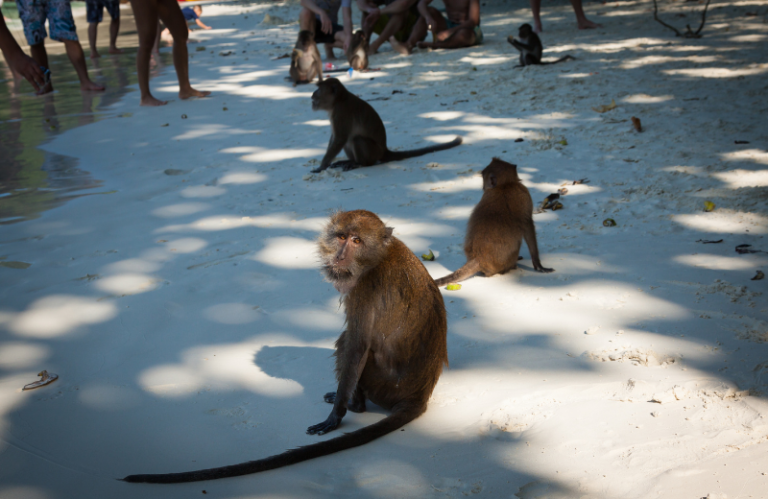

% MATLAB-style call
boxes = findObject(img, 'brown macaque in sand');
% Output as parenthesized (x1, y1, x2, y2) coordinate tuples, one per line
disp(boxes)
(310, 78, 462, 173)
(507, 23, 573, 68)
(346, 30, 369, 70)
(434, 158, 554, 286)
(123, 210, 448, 484)
(290, 30, 324, 85)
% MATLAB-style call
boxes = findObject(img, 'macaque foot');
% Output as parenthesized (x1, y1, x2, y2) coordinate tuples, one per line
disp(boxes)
(535, 265, 555, 273)
(307, 415, 342, 435)
(323, 392, 336, 403)
(323, 391, 366, 412)
(329, 160, 357, 171)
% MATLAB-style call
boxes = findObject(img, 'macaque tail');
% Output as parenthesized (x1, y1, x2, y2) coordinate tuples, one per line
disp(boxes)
(541, 55, 575, 65)
(385, 136, 462, 162)
(122, 408, 421, 484)
(433, 259, 481, 287)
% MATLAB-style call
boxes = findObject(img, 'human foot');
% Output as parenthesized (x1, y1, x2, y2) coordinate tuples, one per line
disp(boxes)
(81, 80, 105, 92)
(389, 36, 411, 55)
(140, 95, 168, 106)
(417, 41, 433, 49)
(90, 51, 101, 59)
(533, 21, 543, 33)
(179, 87, 211, 100)
(577, 19, 600, 29)
(108, 47, 123, 54)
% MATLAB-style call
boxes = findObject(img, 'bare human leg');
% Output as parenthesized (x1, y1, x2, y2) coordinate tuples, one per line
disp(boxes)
(156, 0, 209, 100)
(369, 13, 404, 54)
(28, 43, 53, 94)
(88, 22, 100, 58)
(569, 0, 600, 29)
(62, 39, 105, 91)
(529, 0, 543, 33)
(128, 0, 167, 106)
(109, 15, 122, 53)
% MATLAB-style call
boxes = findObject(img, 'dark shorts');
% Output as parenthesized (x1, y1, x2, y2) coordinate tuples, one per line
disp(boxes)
(86, 0, 120, 24)
(16, 0, 79, 46)
(445, 18, 483, 45)
(314, 18, 343, 44)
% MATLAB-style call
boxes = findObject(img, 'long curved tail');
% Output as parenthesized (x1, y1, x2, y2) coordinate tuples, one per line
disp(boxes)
(433, 260, 481, 287)
(122, 408, 420, 484)
(385, 136, 462, 162)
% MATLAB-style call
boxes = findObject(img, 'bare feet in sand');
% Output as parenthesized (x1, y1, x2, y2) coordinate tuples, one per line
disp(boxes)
(90, 51, 101, 59)
(389, 36, 411, 55)
(179, 87, 210, 100)
(577, 18, 601, 29)
(81, 81, 106, 92)
(109, 47, 123, 54)
(140, 95, 168, 106)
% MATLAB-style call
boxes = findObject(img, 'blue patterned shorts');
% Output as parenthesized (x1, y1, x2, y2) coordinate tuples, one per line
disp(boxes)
(86, 0, 120, 24)
(16, 0, 79, 46)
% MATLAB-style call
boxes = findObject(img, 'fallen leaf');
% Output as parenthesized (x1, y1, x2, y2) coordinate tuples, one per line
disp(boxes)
(196, 46, 206, 51)
(23, 371, 58, 390)
(160, 123, 169, 127)
(445, 283, 462, 291)
(592, 99, 617, 113)
(631, 116, 642, 132)
(704, 201, 715, 212)
(751, 270, 764, 281)
(0, 261, 31, 269)
(603, 218, 617, 227)
(421, 250, 435, 261)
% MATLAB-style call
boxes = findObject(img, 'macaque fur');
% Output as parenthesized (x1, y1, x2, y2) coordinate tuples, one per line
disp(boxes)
(346, 30, 369, 70)
(290, 30, 323, 85)
(434, 158, 554, 286)
(310, 78, 462, 173)
(507, 23, 574, 67)
(123, 210, 448, 484)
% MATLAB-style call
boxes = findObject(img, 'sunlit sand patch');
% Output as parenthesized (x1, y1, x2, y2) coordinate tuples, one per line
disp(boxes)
(673, 254, 767, 271)
(434, 205, 474, 220)
(270, 307, 344, 331)
(300, 120, 331, 127)
(180, 185, 227, 198)
(459, 56, 513, 66)
(712, 169, 768, 188)
(218, 172, 267, 185)
(8, 295, 117, 338)
(204, 303, 262, 324)
(253, 237, 317, 269)
(719, 149, 768, 166)
(103, 258, 162, 274)
(621, 94, 675, 104)
(164, 238, 208, 253)
(155, 214, 326, 234)
(673, 213, 768, 234)
(152, 202, 211, 218)
(0, 342, 50, 370)
(95, 274, 161, 295)
(728, 34, 768, 43)
(173, 124, 261, 141)
(420, 111, 465, 121)
(220, 146, 324, 162)
(663, 64, 768, 78)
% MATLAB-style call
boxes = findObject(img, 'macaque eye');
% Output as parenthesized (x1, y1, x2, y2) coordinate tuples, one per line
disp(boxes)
(352, 237, 362, 245)
(338, 234, 347, 241)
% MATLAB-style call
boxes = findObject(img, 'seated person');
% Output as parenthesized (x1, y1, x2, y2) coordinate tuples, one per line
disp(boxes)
(415, 0, 481, 50)
(357, 0, 425, 55)
(299, 0, 352, 59)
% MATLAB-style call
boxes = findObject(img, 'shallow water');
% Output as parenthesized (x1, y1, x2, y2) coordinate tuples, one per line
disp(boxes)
(0, 28, 172, 225)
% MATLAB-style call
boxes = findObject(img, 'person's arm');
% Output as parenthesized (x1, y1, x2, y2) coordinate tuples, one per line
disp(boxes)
(356, 0, 379, 15)
(195, 18, 212, 29)
(341, 6, 352, 51)
(435, 0, 478, 39)
(302, 0, 333, 34)
(417, 0, 436, 30)
(0, 17, 45, 92)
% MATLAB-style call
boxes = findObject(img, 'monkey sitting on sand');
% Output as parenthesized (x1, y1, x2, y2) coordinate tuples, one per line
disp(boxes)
(433, 158, 554, 286)
(507, 23, 574, 68)
(290, 30, 324, 85)
(310, 78, 462, 173)
(123, 210, 448, 484)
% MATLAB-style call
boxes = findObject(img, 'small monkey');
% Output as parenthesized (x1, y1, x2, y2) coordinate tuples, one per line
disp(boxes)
(507, 23, 574, 68)
(290, 30, 323, 85)
(123, 210, 448, 484)
(434, 158, 554, 286)
(310, 78, 462, 173)
(346, 30, 369, 70)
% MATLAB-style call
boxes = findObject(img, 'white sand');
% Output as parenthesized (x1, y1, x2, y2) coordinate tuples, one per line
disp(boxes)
(1, 0, 767, 497)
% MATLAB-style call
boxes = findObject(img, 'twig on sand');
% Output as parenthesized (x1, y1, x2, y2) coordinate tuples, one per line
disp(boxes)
(653, 0, 711, 38)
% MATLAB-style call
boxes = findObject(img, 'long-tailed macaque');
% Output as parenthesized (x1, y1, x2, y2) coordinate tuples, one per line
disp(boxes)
(346, 30, 369, 70)
(123, 210, 448, 484)
(507, 23, 574, 67)
(290, 30, 323, 85)
(434, 158, 554, 286)
(310, 78, 462, 173)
